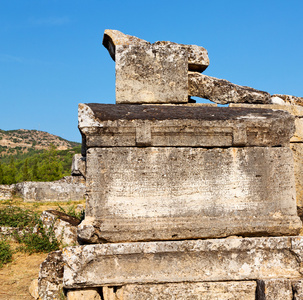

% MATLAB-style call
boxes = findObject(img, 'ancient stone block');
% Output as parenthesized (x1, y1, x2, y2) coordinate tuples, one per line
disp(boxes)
(188, 71, 271, 104)
(14, 177, 85, 202)
(103, 29, 210, 72)
(78, 145, 300, 243)
(67, 288, 102, 300)
(115, 45, 188, 104)
(103, 281, 256, 300)
(63, 237, 303, 288)
(38, 250, 64, 300)
(256, 279, 293, 300)
(79, 104, 295, 148)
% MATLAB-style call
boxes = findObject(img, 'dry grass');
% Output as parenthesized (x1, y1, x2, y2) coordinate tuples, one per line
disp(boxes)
(0, 199, 85, 299)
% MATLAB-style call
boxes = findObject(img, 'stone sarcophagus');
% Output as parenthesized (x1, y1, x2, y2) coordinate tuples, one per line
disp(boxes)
(78, 103, 301, 244)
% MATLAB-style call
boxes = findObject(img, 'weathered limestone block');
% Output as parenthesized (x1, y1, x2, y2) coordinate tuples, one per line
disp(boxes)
(71, 154, 86, 178)
(272, 94, 303, 106)
(188, 71, 271, 104)
(78, 146, 300, 243)
(103, 281, 256, 300)
(63, 237, 303, 288)
(79, 104, 295, 148)
(78, 103, 300, 243)
(115, 44, 188, 104)
(38, 250, 64, 300)
(256, 279, 293, 300)
(14, 177, 86, 202)
(67, 288, 102, 300)
(40, 210, 80, 246)
(103, 29, 210, 72)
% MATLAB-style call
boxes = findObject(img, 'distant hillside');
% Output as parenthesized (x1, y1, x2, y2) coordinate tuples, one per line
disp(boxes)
(0, 129, 80, 156)
(0, 129, 81, 184)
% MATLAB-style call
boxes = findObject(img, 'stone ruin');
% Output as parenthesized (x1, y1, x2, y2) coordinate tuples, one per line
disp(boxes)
(37, 29, 303, 299)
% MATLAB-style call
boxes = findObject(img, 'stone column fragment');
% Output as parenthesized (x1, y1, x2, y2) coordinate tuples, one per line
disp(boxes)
(188, 71, 271, 104)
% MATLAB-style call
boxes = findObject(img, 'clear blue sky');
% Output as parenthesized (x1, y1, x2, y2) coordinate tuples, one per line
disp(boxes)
(1, 0, 303, 143)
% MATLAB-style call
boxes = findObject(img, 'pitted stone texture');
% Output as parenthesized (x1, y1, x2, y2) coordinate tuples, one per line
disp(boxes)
(272, 94, 303, 106)
(256, 279, 293, 300)
(79, 104, 295, 148)
(103, 29, 209, 72)
(154, 40, 209, 72)
(38, 250, 63, 300)
(63, 237, 303, 288)
(188, 71, 271, 104)
(78, 146, 300, 243)
(67, 288, 102, 300)
(103, 281, 256, 300)
(115, 45, 188, 104)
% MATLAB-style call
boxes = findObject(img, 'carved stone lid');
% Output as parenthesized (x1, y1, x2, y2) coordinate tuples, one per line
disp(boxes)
(78, 103, 294, 148)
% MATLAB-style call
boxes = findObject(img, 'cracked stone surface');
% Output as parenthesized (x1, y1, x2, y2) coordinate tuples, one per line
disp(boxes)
(63, 237, 303, 289)
(188, 71, 271, 104)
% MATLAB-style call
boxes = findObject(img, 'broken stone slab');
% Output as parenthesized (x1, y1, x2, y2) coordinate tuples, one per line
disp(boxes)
(78, 104, 295, 148)
(62, 237, 303, 288)
(188, 71, 271, 104)
(78, 146, 300, 243)
(102, 281, 257, 300)
(115, 44, 188, 104)
(40, 210, 80, 246)
(103, 29, 210, 72)
(38, 250, 64, 300)
(272, 94, 303, 106)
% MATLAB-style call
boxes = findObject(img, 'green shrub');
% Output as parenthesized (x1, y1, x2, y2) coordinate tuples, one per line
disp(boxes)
(0, 240, 13, 268)
(15, 223, 59, 254)
(0, 206, 39, 228)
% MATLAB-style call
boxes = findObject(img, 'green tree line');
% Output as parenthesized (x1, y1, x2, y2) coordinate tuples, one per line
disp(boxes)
(0, 144, 81, 184)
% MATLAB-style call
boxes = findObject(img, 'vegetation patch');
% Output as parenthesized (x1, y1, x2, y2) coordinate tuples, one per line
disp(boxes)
(0, 240, 13, 268)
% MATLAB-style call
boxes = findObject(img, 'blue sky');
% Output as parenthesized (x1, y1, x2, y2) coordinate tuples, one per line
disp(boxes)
(0, 0, 303, 143)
